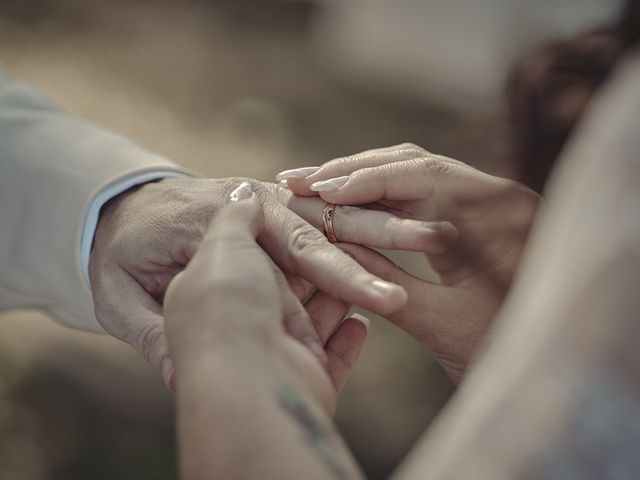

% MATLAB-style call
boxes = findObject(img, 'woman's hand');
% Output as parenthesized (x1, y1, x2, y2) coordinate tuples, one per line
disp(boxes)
(164, 185, 365, 479)
(91, 176, 439, 388)
(281, 144, 540, 382)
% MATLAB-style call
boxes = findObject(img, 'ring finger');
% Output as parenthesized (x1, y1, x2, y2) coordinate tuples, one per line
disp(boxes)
(286, 192, 457, 254)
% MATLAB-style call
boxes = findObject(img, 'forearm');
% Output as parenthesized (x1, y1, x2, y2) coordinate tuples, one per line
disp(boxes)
(175, 344, 362, 480)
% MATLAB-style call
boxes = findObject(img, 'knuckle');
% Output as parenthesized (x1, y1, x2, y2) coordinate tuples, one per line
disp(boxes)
(504, 180, 540, 210)
(398, 142, 427, 156)
(398, 142, 420, 150)
(288, 226, 327, 259)
(385, 217, 405, 250)
(337, 205, 359, 218)
(520, 185, 542, 211)
(372, 163, 397, 180)
(135, 321, 165, 362)
(512, 182, 542, 222)
(221, 177, 267, 201)
(322, 157, 349, 171)
(419, 156, 451, 178)
(488, 180, 541, 236)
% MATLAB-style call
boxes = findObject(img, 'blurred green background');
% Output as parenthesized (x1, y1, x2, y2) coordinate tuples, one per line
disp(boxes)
(0, 0, 518, 478)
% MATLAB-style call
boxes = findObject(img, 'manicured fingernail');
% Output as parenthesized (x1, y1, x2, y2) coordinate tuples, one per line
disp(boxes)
(226, 181, 254, 204)
(370, 280, 406, 298)
(275, 166, 320, 182)
(310, 176, 349, 192)
(370, 279, 402, 297)
(350, 313, 371, 329)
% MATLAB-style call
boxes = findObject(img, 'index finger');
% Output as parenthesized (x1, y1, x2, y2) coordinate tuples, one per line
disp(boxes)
(282, 143, 472, 197)
(309, 158, 502, 207)
(282, 143, 427, 196)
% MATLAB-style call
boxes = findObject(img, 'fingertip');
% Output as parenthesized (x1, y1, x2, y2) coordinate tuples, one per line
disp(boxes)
(213, 183, 265, 235)
(275, 166, 320, 182)
(349, 313, 371, 331)
(387, 285, 409, 315)
(368, 280, 408, 316)
(334, 315, 369, 347)
(325, 314, 369, 392)
(421, 221, 459, 253)
(161, 357, 176, 393)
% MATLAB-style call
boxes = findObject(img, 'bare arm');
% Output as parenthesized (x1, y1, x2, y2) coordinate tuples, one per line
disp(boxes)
(175, 345, 361, 480)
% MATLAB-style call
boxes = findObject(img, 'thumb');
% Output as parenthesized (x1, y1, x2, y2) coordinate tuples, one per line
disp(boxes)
(130, 310, 175, 392)
(325, 313, 370, 393)
(94, 266, 176, 391)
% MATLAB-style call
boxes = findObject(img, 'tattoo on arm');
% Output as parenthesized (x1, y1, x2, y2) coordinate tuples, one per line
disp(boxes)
(278, 384, 354, 480)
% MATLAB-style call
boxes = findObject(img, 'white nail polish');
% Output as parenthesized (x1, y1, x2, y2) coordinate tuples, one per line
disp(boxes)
(226, 181, 254, 204)
(309, 176, 349, 192)
(350, 313, 371, 329)
(275, 166, 320, 182)
(370, 279, 398, 296)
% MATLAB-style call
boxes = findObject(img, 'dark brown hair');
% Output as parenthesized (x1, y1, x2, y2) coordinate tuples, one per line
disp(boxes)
(508, 0, 640, 193)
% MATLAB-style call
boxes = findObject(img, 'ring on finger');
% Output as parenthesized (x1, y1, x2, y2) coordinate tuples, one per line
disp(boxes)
(322, 202, 338, 244)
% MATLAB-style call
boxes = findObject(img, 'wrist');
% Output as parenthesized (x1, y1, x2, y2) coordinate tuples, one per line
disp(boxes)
(171, 325, 283, 379)
(85, 172, 190, 286)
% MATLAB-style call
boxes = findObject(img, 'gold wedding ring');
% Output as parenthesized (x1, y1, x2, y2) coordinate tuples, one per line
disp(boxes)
(322, 203, 338, 244)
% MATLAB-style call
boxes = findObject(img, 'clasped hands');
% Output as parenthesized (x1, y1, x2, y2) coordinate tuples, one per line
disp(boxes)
(90, 143, 539, 398)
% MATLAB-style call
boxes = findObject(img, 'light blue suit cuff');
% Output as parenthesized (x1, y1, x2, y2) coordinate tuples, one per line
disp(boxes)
(80, 171, 190, 286)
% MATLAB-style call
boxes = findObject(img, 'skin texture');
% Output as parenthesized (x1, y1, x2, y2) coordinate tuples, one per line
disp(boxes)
(158, 146, 539, 478)
(283, 144, 540, 382)
(164, 191, 365, 480)
(89, 176, 449, 388)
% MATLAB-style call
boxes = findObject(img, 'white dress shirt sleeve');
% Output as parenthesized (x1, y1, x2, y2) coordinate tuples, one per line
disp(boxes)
(80, 170, 191, 285)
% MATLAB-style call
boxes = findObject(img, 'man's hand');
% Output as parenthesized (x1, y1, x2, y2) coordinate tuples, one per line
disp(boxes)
(89, 176, 438, 388)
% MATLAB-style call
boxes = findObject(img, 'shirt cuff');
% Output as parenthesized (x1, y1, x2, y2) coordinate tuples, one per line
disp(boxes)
(80, 171, 190, 286)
